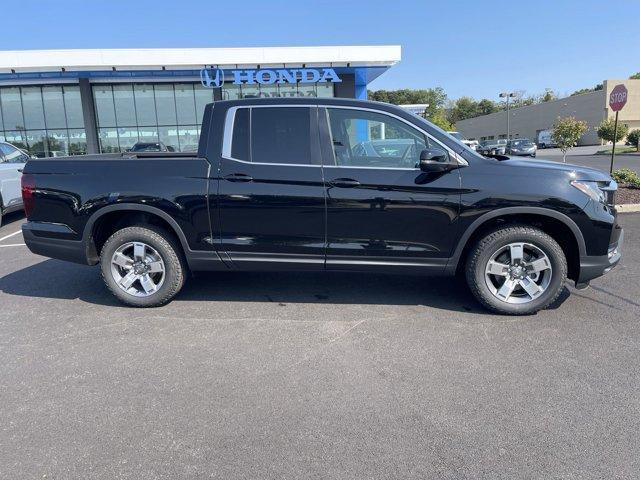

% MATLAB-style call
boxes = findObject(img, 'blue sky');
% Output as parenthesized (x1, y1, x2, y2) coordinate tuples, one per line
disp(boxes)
(4, 0, 639, 100)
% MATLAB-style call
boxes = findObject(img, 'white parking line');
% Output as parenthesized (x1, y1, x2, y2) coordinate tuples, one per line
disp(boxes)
(0, 230, 22, 243)
(0, 243, 26, 247)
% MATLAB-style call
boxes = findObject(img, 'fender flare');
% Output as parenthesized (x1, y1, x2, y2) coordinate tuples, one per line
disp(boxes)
(83, 203, 192, 256)
(445, 206, 587, 274)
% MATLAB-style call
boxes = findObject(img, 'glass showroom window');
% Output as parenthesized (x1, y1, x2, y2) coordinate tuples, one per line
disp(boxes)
(95, 83, 208, 153)
(218, 81, 335, 99)
(0, 85, 87, 157)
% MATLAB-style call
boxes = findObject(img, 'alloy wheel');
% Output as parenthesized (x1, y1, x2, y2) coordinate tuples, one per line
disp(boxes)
(110, 242, 165, 297)
(484, 242, 553, 304)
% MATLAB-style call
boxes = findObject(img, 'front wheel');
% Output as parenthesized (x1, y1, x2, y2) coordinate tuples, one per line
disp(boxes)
(100, 225, 186, 307)
(466, 226, 567, 315)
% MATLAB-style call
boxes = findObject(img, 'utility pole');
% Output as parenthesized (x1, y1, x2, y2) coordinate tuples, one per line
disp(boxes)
(499, 92, 516, 139)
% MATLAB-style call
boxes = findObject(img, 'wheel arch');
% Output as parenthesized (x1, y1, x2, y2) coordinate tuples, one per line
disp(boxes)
(83, 204, 191, 264)
(446, 207, 586, 280)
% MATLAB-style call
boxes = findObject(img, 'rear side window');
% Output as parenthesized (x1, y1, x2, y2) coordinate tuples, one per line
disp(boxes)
(231, 108, 250, 161)
(251, 107, 312, 165)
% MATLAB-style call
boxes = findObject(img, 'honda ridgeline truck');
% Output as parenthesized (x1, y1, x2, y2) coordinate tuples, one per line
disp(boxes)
(21, 98, 623, 314)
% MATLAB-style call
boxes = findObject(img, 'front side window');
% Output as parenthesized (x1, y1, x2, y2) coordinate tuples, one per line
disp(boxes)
(326, 108, 428, 168)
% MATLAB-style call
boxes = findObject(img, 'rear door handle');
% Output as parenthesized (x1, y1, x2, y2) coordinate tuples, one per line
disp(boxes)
(329, 178, 361, 188)
(224, 173, 253, 183)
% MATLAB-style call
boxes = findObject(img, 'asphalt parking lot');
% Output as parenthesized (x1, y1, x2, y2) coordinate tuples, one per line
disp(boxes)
(1, 210, 639, 479)
(534, 146, 640, 173)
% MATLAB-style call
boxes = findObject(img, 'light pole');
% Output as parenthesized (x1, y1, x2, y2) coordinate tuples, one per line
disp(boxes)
(499, 92, 516, 139)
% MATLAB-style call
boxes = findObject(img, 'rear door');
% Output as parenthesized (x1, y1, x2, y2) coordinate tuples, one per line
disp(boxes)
(215, 105, 326, 270)
(319, 106, 462, 272)
(0, 143, 27, 208)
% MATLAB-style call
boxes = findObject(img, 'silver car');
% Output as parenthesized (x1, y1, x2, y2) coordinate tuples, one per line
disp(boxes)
(478, 139, 507, 156)
(0, 142, 29, 226)
(506, 139, 537, 157)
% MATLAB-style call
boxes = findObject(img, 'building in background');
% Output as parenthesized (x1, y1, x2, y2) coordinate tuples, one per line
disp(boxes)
(456, 79, 640, 146)
(0, 46, 400, 157)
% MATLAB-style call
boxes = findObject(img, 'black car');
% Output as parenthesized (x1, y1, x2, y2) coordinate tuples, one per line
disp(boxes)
(507, 139, 537, 157)
(21, 98, 623, 315)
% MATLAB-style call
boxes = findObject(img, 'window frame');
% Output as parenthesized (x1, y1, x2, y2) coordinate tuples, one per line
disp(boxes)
(221, 104, 464, 169)
(323, 106, 460, 170)
(222, 104, 321, 168)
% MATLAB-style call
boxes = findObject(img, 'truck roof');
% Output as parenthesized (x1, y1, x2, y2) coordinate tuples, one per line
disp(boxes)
(213, 97, 400, 111)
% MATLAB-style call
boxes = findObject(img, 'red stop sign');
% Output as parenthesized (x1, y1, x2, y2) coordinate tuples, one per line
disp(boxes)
(609, 84, 628, 112)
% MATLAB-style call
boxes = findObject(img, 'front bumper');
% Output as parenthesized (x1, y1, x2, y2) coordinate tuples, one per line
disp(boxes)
(576, 229, 623, 288)
(510, 149, 536, 156)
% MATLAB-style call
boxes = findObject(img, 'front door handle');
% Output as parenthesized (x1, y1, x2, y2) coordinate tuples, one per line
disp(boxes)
(224, 173, 253, 183)
(329, 178, 361, 188)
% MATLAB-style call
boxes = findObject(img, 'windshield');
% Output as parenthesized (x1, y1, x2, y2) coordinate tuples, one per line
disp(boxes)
(511, 139, 533, 146)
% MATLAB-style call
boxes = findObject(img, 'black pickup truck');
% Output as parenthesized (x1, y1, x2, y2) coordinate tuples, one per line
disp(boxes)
(21, 98, 623, 314)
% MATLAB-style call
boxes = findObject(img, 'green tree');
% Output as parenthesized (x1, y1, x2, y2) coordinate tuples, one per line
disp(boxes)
(571, 84, 603, 96)
(539, 88, 557, 102)
(629, 72, 640, 80)
(514, 95, 536, 107)
(476, 99, 498, 116)
(427, 109, 453, 131)
(597, 118, 629, 144)
(448, 96, 478, 123)
(552, 116, 588, 162)
(627, 129, 640, 152)
(369, 87, 452, 129)
(368, 88, 448, 117)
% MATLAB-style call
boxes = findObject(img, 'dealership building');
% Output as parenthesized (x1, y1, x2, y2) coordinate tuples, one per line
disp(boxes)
(0, 45, 401, 157)
(456, 79, 640, 146)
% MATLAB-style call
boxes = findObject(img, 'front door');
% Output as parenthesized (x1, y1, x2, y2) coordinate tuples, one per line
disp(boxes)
(216, 105, 326, 270)
(319, 107, 461, 272)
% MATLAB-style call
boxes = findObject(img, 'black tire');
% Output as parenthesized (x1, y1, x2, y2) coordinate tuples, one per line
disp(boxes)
(100, 225, 186, 307)
(465, 226, 567, 315)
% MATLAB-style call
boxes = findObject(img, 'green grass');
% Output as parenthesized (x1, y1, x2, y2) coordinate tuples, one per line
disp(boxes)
(595, 146, 639, 155)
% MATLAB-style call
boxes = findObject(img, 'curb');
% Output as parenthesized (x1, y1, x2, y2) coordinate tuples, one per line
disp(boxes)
(616, 204, 640, 213)
(595, 153, 640, 157)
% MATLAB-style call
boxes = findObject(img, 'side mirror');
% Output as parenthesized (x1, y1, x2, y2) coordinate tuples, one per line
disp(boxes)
(419, 148, 453, 172)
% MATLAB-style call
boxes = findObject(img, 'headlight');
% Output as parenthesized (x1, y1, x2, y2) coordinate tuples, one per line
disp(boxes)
(571, 180, 606, 203)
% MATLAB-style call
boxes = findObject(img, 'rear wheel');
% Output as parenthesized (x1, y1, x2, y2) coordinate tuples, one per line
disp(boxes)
(466, 226, 567, 315)
(100, 225, 186, 307)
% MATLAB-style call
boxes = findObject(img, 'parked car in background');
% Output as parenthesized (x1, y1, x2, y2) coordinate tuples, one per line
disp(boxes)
(21, 98, 623, 315)
(447, 131, 478, 150)
(478, 139, 507, 156)
(0, 142, 29, 226)
(537, 129, 557, 149)
(506, 138, 537, 157)
(130, 142, 175, 152)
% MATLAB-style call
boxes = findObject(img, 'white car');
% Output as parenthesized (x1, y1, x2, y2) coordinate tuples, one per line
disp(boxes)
(447, 131, 478, 150)
(0, 142, 29, 226)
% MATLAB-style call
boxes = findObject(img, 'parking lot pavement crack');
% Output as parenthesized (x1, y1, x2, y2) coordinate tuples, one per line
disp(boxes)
(285, 318, 369, 371)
